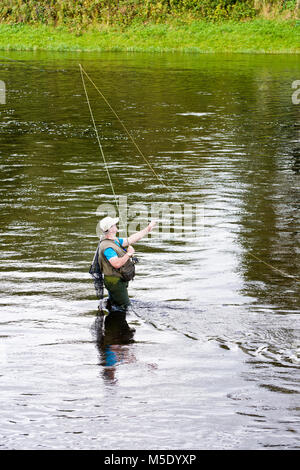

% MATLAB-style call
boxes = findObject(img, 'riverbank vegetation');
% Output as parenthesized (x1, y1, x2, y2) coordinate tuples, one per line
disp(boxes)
(0, 1, 299, 53)
(0, 1, 299, 26)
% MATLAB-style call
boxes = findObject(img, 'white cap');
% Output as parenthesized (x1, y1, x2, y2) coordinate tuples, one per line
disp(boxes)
(99, 216, 119, 233)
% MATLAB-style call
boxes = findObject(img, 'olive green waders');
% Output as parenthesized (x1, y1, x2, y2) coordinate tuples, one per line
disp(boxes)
(103, 275, 130, 310)
(99, 238, 133, 311)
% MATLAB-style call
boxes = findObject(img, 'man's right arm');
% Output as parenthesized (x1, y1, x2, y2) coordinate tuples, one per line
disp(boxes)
(123, 221, 156, 247)
(109, 245, 135, 270)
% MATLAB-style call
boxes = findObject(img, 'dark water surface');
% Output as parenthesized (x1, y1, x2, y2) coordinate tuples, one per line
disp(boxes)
(0, 52, 299, 450)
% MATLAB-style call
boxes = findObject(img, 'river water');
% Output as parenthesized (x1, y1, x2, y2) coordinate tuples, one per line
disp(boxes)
(0, 52, 299, 450)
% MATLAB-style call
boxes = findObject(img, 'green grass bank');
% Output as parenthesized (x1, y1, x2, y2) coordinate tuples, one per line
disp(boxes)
(0, 19, 299, 53)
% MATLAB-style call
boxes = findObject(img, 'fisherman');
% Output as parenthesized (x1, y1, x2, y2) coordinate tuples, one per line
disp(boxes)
(98, 216, 156, 312)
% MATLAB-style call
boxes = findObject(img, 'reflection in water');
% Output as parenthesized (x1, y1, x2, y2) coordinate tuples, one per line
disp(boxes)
(92, 311, 135, 383)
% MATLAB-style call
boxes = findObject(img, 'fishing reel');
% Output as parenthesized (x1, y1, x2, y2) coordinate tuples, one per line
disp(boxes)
(132, 256, 139, 264)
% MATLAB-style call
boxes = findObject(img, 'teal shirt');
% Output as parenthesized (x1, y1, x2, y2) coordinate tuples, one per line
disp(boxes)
(104, 238, 124, 261)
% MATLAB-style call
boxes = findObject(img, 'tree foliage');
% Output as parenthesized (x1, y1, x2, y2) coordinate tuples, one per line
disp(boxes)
(0, 0, 297, 26)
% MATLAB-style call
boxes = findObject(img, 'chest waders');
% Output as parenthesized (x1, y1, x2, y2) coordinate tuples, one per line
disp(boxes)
(99, 239, 132, 310)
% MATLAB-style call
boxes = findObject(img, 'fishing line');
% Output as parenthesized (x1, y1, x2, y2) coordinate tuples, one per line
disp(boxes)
(79, 63, 117, 206)
(247, 252, 300, 282)
(79, 63, 127, 235)
(79, 64, 177, 199)
(79, 65, 299, 284)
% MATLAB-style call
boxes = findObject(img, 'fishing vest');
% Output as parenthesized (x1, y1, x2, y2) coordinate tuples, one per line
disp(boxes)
(99, 238, 135, 280)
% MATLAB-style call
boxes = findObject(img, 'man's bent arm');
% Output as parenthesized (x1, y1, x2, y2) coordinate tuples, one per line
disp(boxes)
(109, 253, 131, 270)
